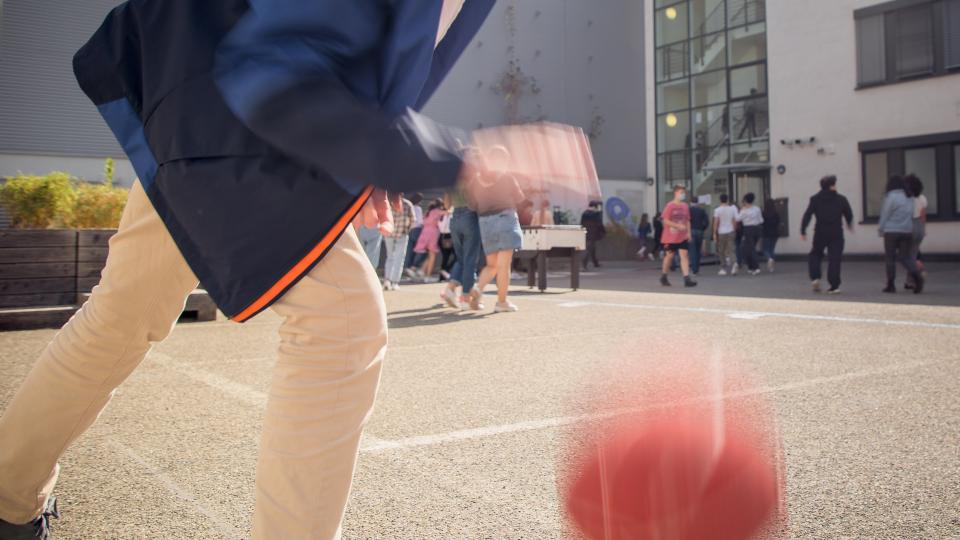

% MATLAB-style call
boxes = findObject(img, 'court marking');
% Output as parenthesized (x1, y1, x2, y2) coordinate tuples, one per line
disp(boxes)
(360, 359, 935, 454)
(110, 441, 245, 540)
(393, 287, 960, 330)
(552, 300, 960, 330)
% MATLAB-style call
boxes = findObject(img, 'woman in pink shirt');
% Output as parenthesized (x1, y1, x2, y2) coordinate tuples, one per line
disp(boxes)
(413, 198, 446, 281)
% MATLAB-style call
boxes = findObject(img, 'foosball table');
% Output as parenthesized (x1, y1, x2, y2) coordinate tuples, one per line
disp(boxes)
(517, 226, 586, 292)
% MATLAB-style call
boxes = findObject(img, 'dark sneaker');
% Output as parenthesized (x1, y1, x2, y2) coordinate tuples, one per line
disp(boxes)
(913, 274, 924, 294)
(0, 496, 59, 540)
(684, 276, 698, 287)
(660, 274, 671, 287)
(882, 284, 896, 293)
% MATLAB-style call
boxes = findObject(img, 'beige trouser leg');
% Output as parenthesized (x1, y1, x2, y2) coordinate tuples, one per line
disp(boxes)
(0, 180, 199, 523)
(253, 227, 386, 539)
(0, 180, 386, 540)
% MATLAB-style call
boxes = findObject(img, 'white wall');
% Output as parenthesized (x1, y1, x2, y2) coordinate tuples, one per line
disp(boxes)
(766, 0, 960, 254)
(0, 154, 136, 186)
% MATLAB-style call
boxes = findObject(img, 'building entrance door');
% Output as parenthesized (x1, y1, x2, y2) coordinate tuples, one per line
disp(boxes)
(733, 171, 770, 206)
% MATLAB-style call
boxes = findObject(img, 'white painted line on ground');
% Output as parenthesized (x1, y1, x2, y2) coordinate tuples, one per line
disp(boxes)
(109, 441, 245, 540)
(150, 352, 268, 408)
(361, 359, 935, 454)
(148, 352, 388, 449)
(554, 300, 960, 330)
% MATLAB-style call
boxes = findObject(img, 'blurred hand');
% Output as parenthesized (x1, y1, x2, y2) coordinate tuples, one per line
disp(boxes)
(800, 234, 807, 242)
(353, 188, 393, 234)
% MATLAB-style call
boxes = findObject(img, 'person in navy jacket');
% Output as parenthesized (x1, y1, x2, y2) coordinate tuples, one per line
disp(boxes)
(0, 2, 522, 539)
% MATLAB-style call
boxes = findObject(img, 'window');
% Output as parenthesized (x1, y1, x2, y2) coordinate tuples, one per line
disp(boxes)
(893, 6, 935, 78)
(657, 4, 689, 46)
(855, 0, 960, 88)
(864, 152, 890, 219)
(857, 15, 887, 85)
(860, 131, 960, 220)
(954, 145, 960, 213)
(946, 0, 960, 68)
(692, 70, 727, 107)
(904, 147, 939, 214)
(657, 111, 691, 153)
(657, 80, 690, 112)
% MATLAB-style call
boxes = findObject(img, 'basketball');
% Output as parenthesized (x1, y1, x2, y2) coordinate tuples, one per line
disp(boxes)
(564, 413, 781, 540)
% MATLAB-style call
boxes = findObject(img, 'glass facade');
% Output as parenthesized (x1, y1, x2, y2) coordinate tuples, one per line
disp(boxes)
(653, 0, 770, 208)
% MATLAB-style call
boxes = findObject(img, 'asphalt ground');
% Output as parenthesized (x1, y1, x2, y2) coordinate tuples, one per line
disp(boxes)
(1, 261, 959, 539)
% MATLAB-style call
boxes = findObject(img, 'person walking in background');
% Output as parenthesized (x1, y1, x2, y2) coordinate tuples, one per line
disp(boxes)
(801, 175, 854, 294)
(736, 193, 764, 276)
(879, 176, 924, 294)
(473, 173, 526, 313)
(636, 213, 653, 260)
(412, 198, 445, 281)
(438, 207, 456, 281)
(904, 174, 927, 290)
(761, 198, 781, 273)
(356, 223, 384, 270)
(581, 201, 606, 270)
(442, 189, 483, 311)
(659, 185, 697, 288)
(652, 212, 665, 261)
(713, 194, 739, 276)
(404, 193, 425, 274)
(382, 194, 415, 291)
(688, 197, 710, 277)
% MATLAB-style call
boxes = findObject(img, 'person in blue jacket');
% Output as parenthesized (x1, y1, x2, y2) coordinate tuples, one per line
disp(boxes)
(0, 2, 502, 539)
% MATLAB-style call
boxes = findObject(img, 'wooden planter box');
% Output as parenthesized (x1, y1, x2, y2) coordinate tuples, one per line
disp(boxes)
(0, 229, 216, 330)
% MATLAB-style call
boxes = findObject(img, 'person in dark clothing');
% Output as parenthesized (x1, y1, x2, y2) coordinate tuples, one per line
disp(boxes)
(738, 89, 761, 141)
(761, 199, 781, 272)
(801, 175, 854, 294)
(653, 212, 665, 261)
(688, 197, 710, 276)
(581, 201, 606, 269)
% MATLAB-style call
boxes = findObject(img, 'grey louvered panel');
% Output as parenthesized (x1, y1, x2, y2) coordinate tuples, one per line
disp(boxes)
(0, 0, 125, 157)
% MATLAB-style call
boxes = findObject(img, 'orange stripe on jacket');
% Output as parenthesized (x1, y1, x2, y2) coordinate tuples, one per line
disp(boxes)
(231, 186, 374, 322)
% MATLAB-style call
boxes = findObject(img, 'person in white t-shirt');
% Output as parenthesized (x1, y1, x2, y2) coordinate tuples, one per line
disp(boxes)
(712, 194, 740, 275)
(905, 174, 928, 289)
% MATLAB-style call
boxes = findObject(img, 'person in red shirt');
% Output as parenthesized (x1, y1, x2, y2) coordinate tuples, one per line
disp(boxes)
(660, 185, 698, 287)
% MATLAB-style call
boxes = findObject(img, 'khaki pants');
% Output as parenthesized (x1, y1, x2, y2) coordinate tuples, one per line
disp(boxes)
(0, 181, 386, 539)
(716, 232, 736, 272)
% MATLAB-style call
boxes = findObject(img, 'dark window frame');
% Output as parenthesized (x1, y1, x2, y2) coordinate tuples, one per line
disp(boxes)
(855, 0, 960, 89)
(859, 130, 960, 222)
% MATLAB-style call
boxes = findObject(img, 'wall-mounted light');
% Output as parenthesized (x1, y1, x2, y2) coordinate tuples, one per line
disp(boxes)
(665, 7, 678, 20)
(665, 113, 679, 128)
(645, 177, 656, 186)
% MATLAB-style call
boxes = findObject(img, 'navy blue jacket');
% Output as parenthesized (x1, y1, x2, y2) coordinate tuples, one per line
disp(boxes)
(74, 0, 495, 321)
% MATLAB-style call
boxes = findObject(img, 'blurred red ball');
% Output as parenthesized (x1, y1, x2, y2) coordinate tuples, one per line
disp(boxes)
(565, 417, 779, 540)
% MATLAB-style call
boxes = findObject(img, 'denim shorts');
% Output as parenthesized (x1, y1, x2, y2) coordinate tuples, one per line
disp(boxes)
(478, 210, 522, 255)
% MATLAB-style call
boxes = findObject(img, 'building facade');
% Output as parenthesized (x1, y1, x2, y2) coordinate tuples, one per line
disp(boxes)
(647, 0, 960, 254)
(0, 0, 136, 185)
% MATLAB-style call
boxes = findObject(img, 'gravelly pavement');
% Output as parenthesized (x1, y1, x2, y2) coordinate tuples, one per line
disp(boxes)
(1, 261, 958, 539)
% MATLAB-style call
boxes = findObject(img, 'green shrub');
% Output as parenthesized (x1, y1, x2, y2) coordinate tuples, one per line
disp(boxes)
(0, 172, 76, 228)
(0, 160, 129, 229)
(68, 181, 127, 229)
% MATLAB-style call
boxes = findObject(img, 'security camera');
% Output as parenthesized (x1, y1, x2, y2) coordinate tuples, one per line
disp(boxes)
(794, 139, 803, 145)
(780, 139, 787, 145)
